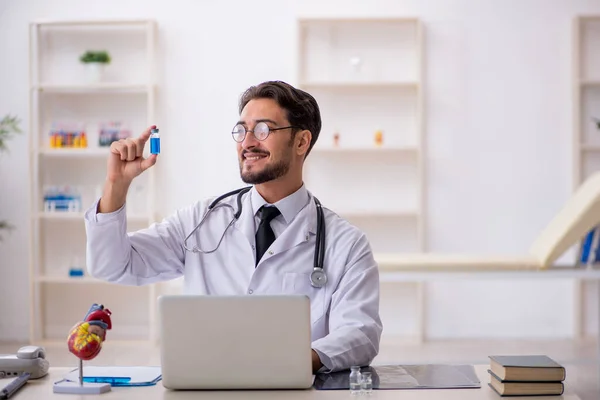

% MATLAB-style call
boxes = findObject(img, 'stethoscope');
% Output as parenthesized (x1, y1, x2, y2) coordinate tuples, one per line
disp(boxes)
(183, 187, 327, 288)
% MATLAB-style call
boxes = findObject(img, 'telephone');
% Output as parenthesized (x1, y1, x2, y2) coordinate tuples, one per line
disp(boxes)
(0, 346, 49, 379)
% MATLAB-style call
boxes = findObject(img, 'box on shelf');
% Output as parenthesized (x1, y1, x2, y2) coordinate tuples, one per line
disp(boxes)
(98, 121, 132, 147)
(43, 185, 82, 212)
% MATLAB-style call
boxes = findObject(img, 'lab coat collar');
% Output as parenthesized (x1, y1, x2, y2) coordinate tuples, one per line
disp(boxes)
(234, 190, 258, 251)
(253, 186, 319, 267)
(250, 183, 311, 226)
(234, 185, 317, 252)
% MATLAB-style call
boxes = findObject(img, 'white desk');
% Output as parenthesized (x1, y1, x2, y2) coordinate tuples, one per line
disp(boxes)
(10, 365, 579, 399)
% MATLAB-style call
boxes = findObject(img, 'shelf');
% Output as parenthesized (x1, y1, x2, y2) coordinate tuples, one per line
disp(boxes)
(37, 212, 150, 222)
(339, 210, 419, 218)
(298, 17, 420, 24)
(32, 83, 151, 93)
(33, 19, 152, 27)
(378, 266, 600, 282)
(312, 146, 419, 154)
(37, 338, 154, 347)
(580, 80, 600, 87)
(300, 81, 418, 89)
(581, 144, 600, 152)
(36, 275, 107, 284)
(38, 148, 110, 157)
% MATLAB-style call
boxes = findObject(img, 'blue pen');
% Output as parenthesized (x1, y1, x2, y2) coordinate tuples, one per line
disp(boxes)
(0, 373, 30, 400)
(83, 376, 131, 384)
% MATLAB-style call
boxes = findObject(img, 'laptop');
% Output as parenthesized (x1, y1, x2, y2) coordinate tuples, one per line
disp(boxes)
(157, 294, 314, 390)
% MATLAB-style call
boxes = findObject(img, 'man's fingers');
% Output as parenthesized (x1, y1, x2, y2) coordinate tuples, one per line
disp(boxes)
(140, 154, 158, 172)
(110, 141, 128, 161)
(111, 127, 156, 162)
(137, 125, 157, 145)
(135, 139, 144, 158)
(126, 140, 136, 161)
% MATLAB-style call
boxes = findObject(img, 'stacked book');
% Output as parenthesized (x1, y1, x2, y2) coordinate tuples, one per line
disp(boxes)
(488, 355, 566, 397)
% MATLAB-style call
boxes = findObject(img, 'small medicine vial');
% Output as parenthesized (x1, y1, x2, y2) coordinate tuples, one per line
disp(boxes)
(349, 366, 361, 395)
(360, 371, 373, 394)
(150, 128, 160, 154)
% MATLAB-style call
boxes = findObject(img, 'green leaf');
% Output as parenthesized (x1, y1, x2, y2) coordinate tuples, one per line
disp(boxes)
(79, 50, 111, 64)
(0, 115, 22, 239)
(0, 220, 14, 241)
(0, 114, 22, 153)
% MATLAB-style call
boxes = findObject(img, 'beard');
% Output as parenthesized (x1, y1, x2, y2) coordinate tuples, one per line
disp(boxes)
(239, 149, 292, 184)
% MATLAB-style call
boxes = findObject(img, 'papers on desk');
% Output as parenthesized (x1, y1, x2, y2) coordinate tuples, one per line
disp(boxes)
(314, 364, 481, 390)
(63, 366, 162, 387)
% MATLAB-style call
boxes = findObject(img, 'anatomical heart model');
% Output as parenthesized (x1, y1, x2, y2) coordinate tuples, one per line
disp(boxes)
(67, 303, 112, 360)
(53, 303, 113, 395)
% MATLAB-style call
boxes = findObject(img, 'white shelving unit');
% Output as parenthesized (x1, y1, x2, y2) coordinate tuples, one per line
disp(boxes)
(297, 17, 426, 257)
(574, 15, 600, 186)
(573, 15, 600, 338)
(297, 18, 427, 341)
(28, 19, 158, 344)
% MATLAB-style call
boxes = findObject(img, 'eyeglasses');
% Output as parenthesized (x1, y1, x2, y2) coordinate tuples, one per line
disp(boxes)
(231, 121, 296, 143)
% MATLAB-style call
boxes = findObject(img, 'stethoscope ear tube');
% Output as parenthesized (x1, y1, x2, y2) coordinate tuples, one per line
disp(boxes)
(234, 187, 251, 218)
(186, 187, 251, 253)
(209, 187, 252, 216)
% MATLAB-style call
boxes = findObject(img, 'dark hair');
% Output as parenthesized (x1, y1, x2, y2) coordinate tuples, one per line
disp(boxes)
(238, 81, 321, 158)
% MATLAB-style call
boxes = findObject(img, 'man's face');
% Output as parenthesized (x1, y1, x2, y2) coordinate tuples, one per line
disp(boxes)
(236, 98, 295, 184)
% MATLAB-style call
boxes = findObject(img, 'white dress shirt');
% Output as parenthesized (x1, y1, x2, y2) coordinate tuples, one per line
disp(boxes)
(84, 184, 383, 372)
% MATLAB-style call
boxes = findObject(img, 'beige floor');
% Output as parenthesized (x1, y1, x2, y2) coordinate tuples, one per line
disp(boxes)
(1, 337, 598, 399)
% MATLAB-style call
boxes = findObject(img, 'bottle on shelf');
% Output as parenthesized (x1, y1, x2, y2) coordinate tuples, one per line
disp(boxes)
(98, 121, 129, 147)
(374, 129, 383, 147)
(333, 130, 340, 147)
(48, 121, 88, 149)
(69, 256, 85, 278)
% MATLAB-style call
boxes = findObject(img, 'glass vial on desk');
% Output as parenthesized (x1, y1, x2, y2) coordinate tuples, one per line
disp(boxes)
(360, 371, 373, 394)
(349, 366, 361, 395)
(150, 128, 160, 154)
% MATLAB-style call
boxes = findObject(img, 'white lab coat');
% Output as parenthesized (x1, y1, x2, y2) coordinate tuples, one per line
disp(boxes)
(84, 186, 383, 372)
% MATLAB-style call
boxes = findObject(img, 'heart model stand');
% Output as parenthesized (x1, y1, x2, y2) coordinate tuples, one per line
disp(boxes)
(53, 303, 113, 395)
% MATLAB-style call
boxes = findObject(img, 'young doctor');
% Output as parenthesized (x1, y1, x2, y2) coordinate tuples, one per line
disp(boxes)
(84, 80, 383, 373)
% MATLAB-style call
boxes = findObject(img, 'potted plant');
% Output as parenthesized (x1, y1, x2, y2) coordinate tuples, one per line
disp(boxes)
(79, 50, 111, 83)
(0, 114, 22, 240)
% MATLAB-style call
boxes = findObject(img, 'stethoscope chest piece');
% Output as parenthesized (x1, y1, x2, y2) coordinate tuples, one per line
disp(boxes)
(310, 267, 327, 288)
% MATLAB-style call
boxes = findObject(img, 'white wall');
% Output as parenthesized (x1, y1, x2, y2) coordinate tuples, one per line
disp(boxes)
(1, 0, 600, 342)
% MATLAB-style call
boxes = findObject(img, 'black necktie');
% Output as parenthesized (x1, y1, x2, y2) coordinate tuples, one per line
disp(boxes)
(255, 205, 281, 266)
